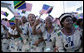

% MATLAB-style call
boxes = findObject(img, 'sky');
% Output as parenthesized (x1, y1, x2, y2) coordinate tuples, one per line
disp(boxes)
(1, 1, 83, 20)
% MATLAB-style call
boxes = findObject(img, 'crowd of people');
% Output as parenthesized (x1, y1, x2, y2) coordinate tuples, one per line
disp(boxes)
(1, 13, 83, 52)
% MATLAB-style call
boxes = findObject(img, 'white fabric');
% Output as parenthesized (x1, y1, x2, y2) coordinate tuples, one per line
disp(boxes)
(56, 29, 82, 52)
(8, 27, 18, 35)
(42, 24, 58, 52)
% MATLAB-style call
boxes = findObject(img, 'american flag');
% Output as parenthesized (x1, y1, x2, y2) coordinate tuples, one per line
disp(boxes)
(1, 20, 10, 27)
(21, 3, 32, 11)
(40, 4, 53, 14)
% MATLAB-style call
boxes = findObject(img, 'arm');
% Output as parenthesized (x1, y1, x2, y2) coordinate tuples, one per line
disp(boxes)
(34, 37, 45, 46)
(32, 19, 42, 35)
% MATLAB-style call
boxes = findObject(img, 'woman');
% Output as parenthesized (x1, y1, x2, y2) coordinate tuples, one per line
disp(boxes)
(1, 24, 10, 52)
(56, 13, 82, 52)
(26, 14, 45, 52)
(1, 19, 11, 52)
(8, 20, 23, 52)
(19, 16, 29, 44)
(40, 15, 58, 52)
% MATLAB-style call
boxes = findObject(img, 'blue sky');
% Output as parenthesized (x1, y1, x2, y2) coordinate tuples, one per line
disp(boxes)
(1, 1, 83, 20)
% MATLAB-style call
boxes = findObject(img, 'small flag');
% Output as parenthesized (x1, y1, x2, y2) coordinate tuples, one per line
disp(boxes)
(10, 22, 15, 25)
(14, 13, 21, 19)
(14, 1, 26, 9)
(22, 10, 26, 13)
(40, 4, 53, 14)
(1, 11, 9, 17)
(76, 6, 82, 11)
(10, 17, 15, 21)
(21, 3, 32, 11)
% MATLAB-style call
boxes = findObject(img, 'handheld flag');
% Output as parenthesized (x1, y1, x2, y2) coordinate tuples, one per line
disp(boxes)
(22, 10, 26, 13)
(76, 6, 82, 11)
(21, 3, 32, 11)
(14, 1, 26, 9)
(40, 4, 53, 14)
(1, 11, 9, 17)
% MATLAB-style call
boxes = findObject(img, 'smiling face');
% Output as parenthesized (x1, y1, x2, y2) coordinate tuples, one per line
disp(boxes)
(62, 17, 73, 28)
(28, 14, 36, 25)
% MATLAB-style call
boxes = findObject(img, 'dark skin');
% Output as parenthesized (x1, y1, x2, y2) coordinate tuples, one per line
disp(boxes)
(45, 16, 54, 33)
(28, 14, 36, 26)
(8, 18, 23, 39)
(21, 16, 27, 24)
(79, 21, 83, 29)
(15, 19, 22, 34)
(2, 25, 9, 39)
(19, 16, 29, 35)
(8, 25, 19, 39)
(33, 16, 55, 46)
(28, 14, 44, 46)
(61, 17, 75, 35)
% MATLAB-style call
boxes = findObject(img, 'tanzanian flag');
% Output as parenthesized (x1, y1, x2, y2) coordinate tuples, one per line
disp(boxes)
(14, 1, 26, 9)
(1, 11, 9, 17)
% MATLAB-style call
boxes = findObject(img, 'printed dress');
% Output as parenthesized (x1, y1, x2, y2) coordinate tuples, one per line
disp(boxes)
(27, 22, 45, 52)
(56, 28, 82, 52)
(41, 24, 58, 52)
(8, 27, 23, 52)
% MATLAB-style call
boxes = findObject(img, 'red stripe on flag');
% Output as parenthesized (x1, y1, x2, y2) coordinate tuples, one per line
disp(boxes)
(40, 9, 48, 14)
(22, 3, 32, 11)
(1, 11, 5, 15)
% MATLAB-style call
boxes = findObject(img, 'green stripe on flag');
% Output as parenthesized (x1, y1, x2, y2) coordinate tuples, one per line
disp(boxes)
(5, 12, 9, 17)
(15, 1, 25, 9)
(14, 1, 25, 9)
(14, 1, 22, 6)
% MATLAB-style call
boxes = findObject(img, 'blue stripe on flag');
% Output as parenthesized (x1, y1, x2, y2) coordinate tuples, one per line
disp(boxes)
(43, 4, 50, 10)
(17, 3, 26, 9)
(10, 22, 15, 25)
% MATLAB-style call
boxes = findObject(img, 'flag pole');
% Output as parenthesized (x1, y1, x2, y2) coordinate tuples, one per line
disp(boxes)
(63, 1, 65, 13)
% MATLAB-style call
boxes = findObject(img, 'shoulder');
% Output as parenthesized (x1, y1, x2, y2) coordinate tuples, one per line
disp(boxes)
(53, 24, 61, 33)
(56, 30, 63, 37)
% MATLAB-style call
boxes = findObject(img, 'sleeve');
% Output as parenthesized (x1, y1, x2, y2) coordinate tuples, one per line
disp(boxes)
(8, 27, 11, 33)
(56, 31, 65, 52)
(40, 23, 45, 33)
(1, 25, 4, 34)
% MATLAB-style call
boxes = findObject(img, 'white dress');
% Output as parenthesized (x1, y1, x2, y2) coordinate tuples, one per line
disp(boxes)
(19, 22, 29, 41)
(41, 24, 58, 52)
(27, 22, 45, 52)
(56, 28, 82, 52)
(1, 25, 10, 52)
(8, 27, 23, 52)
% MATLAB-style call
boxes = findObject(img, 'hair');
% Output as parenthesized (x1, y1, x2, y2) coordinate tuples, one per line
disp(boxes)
(76, 19, 83, 26)
(45, 16, 53, 24)
(28, 14, 36, 18)
(48, 15, 54, 20)
(59, 13, 72, 27)
(72, 17, 77, 23)
(4, 18, 8, 21)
